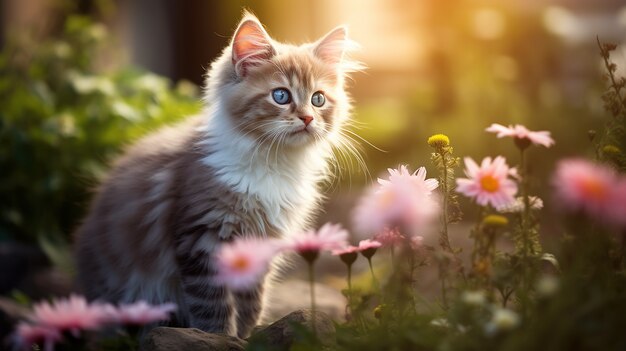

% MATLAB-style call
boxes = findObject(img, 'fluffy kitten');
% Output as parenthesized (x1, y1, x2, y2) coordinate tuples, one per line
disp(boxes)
(74, 13, 359, 337)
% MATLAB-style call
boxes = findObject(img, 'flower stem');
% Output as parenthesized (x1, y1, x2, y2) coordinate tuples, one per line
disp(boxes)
(347, 263, 353, 318)
(519, 148, 530, 317)
(368, 258, 379, 291)
(308, 262, 317, 337)
(347, 263, 353, 293)
(440, 150, 453, 253)
(440, 269, 448, 309)
(438, 150, 453, 308)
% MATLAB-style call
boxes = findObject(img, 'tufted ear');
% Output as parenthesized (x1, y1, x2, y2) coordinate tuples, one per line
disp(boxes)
(231, 15, 275, 77)
(313, 26, 348, 67)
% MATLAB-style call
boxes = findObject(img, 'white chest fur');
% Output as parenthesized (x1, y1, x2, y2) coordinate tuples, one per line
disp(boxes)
(200, 117, 329, 235)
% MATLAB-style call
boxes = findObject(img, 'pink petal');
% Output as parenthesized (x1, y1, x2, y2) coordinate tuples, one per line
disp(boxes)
(485, 123, 514, 137)
(463, 157, 480, 178)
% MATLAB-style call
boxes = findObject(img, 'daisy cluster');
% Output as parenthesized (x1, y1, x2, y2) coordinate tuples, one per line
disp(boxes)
(457, 122, 626, 229)
(213, 223, 350, 290)
(214, 221, 395, 290)
(14, 295, 176, 351)
(214, 165, 441, 292)
(455, 123, 555, 210)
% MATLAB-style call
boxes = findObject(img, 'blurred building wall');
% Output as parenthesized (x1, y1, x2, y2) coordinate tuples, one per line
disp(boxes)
(2, 0, 626, 105)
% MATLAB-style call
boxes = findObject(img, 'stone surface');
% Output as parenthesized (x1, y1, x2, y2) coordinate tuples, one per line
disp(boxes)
(263, 279, 346, 323)
(141, 327, 247, 351)
(249, 309, 336, 350)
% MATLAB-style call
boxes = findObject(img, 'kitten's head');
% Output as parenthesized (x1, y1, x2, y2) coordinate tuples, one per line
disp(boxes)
(205, 12, 360, 150)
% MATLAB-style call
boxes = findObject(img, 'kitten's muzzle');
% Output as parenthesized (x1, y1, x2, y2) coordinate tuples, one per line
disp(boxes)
(299, 116, 313, 127)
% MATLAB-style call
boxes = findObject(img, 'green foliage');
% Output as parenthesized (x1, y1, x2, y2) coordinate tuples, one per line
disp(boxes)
(0, 16, 201, 243)
(596, 39, 626, 171)
(501, 230, 626, 351)
(429, 143, 463, 227)
(429, 135, 462, 255)
(284, 221, 626, 351)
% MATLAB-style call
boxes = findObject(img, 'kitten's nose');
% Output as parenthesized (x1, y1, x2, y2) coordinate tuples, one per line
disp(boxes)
(299, 116, 314, 126)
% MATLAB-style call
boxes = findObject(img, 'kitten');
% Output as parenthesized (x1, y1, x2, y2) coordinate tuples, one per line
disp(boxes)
(74, 12, 359, 338)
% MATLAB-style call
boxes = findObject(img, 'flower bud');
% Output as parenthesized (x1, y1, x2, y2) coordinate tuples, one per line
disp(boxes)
(427, 134, 450, 150)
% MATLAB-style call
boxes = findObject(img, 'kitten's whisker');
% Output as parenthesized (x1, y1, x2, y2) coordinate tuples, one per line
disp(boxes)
(342, 129, 387, 153)
(206, 117, 280, 142)
(226, 121, 281, 143)
(342, 137, 370, 178)
(342, 119, 370, 130)
(334, 131, 372, 182)
(249, 131, 278, 166)
(274, 132, 288, 166)
(264, 131, 282, 167)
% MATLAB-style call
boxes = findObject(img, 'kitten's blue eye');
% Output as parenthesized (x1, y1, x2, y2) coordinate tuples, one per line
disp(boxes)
(272, 88, 291, 105)
(311, 92, 325, 107)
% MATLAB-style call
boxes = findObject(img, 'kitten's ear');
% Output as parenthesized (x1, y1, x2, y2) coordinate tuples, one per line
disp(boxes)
(231, 15, 275, 77)
(314, 26, 348, 66)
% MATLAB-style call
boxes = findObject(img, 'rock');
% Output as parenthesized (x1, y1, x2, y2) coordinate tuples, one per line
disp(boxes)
(249, 309, 336, 350)
(141, 327, 247, 351)
(263, 279, 346, 323)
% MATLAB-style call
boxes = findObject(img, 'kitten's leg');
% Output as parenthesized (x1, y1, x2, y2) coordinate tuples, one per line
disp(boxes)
(177, 250, 235, 334)
(233, 283, 264, 338)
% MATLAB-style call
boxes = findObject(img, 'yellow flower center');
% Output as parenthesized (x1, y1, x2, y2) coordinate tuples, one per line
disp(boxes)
(581, 178, 607, 201)
(480, 175, 500, 193)
(232, 257, 250, 271)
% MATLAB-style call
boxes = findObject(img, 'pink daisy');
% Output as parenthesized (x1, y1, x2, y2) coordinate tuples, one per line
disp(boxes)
(332, 245, 360, 265)
(214, 238, 279, 290)
(332, 246, 360, 256)
(358, 239, 382, 251)
(552, 158, 626, 228)
(486, 123, 555, 148)
(456, 156, 518, 209)
(289, 223, 349, 262)
(353, 166, 440, 236)
(28, 295, 117, 337)
(113, 301, 177, 325)
(380, 165, 439, 195)
(14, 322, 62, 351)
(358, 239, 382, 259)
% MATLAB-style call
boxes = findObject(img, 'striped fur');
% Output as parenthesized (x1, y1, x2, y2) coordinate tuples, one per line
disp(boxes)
(74, 12, 359, 337)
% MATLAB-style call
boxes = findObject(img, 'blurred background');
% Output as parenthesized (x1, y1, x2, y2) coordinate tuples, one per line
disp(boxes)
(1, 0, 625, 301)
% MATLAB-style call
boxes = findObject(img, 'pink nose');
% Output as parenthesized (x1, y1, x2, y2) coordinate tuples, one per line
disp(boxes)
(299, 116, 313, 126)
